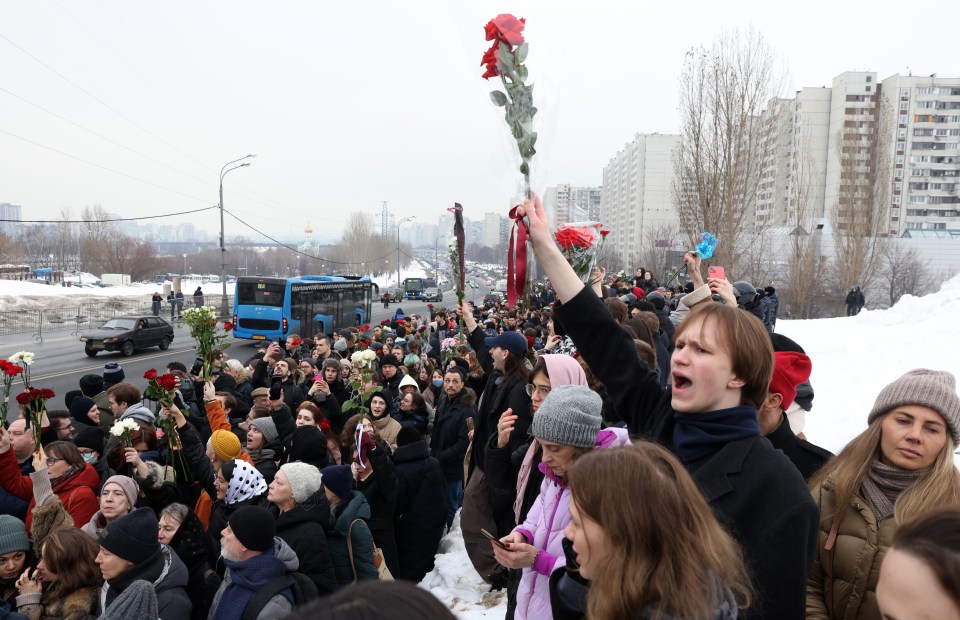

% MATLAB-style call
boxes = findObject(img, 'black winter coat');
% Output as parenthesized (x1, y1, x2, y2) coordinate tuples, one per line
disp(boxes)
(356, 443, 399, 576)
(392, 439, 446, 582)
(467, 325, 531, 475)
(429, 389, 473, 482)
(484, 435, 543, 528)
(765, 413, 833, 481)
(273, 492, 339, 594)
(556, 286, 819, 620)
(393, 403, 430, 436)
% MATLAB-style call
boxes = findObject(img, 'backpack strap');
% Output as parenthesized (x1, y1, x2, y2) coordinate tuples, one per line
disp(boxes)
(347, 518, 363, 583)
(240, 574, 294, 620)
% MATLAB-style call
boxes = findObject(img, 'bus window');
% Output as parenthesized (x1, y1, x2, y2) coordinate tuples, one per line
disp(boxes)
(238, 281, 285, 306)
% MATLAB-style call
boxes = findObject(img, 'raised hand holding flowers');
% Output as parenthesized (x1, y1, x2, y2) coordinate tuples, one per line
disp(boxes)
(180, 306, 232, 382)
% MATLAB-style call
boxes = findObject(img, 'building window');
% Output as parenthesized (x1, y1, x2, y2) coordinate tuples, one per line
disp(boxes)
(866, 85, 872, 92)
(901, 88, 910, 98)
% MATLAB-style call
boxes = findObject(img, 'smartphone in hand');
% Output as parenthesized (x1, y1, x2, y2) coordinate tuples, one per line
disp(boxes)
(481, 528, 510, 550)
(707, 266, 725, 280)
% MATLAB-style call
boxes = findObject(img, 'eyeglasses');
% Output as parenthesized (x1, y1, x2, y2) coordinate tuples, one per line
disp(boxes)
(46, 457, 65, 466)
(525, 384, 551, 398)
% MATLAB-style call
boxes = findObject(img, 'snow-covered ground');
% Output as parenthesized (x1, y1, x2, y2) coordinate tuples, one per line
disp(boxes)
(1, 273, 958, 617)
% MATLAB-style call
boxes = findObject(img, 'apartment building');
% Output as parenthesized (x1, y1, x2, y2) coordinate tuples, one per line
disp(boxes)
(880, 74, 960, 236)
(600, 133, 681, 266)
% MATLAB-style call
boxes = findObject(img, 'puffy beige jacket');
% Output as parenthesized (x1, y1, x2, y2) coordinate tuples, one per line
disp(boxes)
(806, 478, 896, 620)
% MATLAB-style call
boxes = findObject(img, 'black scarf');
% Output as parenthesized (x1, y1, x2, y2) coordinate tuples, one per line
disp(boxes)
(103, 547, 164, 609)
(673, 406, 761, 465)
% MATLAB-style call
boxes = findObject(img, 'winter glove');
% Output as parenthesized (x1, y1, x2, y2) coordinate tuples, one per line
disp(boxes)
(355, 429, 377, 466)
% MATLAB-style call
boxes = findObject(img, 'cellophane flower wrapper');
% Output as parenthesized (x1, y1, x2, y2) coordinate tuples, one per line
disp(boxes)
(555, 222, 603, 284)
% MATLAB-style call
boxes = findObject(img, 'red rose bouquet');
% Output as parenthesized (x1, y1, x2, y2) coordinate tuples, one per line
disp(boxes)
(143, 368, 192, 480)
(0, 360, 24, 426)
(15, 388, 54, 452)
(555, 222, 607, 284)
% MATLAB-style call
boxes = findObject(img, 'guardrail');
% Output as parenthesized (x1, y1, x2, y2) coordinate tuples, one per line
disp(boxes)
(0, 296, 235, 342)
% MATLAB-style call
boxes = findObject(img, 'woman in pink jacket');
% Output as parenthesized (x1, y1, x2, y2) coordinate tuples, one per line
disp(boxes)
(491, 384, 630, 620)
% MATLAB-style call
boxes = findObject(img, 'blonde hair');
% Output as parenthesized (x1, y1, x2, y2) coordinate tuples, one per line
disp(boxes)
(569, 443, 751, 619)
(810, 415, 960, 525)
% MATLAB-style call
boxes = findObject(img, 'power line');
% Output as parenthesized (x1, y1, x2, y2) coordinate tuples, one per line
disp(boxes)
(0, 128, 212, 204)
(224, 208, 399, 267)
(0, 205, 218, 224)
(0, 30, 216, 174)
(0, 86, 215, 188)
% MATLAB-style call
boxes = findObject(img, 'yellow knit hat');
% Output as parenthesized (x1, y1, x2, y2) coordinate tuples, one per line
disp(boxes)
(210, 430, 241, 462)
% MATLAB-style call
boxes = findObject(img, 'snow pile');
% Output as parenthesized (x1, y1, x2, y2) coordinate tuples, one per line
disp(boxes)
(420, 513, 507, 619)
(776, 272, 960, 457)
(0, 280, 235, 312)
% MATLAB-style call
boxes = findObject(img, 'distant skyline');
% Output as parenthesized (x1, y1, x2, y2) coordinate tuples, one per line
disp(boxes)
(2, 0, 956, 243)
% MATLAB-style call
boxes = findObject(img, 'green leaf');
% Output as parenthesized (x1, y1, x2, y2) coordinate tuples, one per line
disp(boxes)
(520, 162, 529, 175)
(497, 44, 515, 73)
(341, 400, 356, 413)
(489, 90, 507, 107)
(221, 342, 231, 350)
(515, 65, 528, 82)
(370, 386, 383, 394)
(515, 43, 528, 64)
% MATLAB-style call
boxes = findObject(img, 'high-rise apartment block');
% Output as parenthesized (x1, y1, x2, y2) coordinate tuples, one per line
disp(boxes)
(755, 71, 960, 236)
(0, 203, 22, 237)
(543, 184, 602, 229)
(881, 74, 960, 236)
(600, 133, 681, 266)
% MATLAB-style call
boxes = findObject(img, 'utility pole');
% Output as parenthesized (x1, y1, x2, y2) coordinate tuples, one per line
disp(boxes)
(218, 154, 256, 316)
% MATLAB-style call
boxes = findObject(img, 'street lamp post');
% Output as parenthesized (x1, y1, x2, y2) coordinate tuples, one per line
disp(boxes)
(396, 216, 415, 295)
(182, 254, 187, 276)
(219, 154, 256, 316)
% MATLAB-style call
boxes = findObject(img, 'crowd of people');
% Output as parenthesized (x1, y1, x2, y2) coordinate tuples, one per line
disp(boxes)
(0, 196, 957, 619)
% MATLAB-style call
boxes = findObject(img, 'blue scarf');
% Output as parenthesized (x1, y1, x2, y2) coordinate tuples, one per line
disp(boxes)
(213, 547, 289, 620)
(673, 406, 760, 465)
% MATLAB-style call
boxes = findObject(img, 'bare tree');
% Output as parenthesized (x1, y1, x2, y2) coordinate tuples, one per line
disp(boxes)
(783, 124, 827, 318)
(828, 92, 892, 305)
(635, 224, 683, 284)
(54, 207, 79, 272)
(672, 27, 785, 272)
(879, 242, 933, 307)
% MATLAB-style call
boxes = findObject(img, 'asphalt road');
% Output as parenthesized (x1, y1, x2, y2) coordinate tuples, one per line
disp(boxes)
(8, 288, 482, 412)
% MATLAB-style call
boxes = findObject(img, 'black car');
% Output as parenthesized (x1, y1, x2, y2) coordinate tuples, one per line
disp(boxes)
(80, 315, 175, 357)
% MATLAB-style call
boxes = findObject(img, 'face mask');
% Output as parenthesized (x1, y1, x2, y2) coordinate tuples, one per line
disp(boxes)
(82, 452, 97, 464)
(432, 379, 443, 388)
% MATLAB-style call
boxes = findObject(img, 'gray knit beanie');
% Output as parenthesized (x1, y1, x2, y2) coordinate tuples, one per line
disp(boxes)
(279, 462, 323, 504)
(868, 369, 960, 445)
(531, 385, 603, 448)
(0, 515, 29, 557)
(250, 417, 280, 445)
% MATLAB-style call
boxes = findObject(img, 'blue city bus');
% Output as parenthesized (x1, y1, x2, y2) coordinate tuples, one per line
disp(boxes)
(232, 275, 377, 341)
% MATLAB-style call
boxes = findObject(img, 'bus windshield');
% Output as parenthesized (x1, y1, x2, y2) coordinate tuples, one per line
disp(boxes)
(237, 280, 285, 307)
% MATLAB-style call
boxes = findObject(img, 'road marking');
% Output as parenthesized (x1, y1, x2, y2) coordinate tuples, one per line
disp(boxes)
(30, 347, 197, 382)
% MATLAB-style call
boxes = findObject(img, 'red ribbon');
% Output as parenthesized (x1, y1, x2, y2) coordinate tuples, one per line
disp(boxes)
(507, 205, 528, 310)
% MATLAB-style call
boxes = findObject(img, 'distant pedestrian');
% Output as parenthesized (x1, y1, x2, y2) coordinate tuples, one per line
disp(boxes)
(167, 291, 176, 319)
(193, 286, 204, 308)
(845, 285, 865, 316)
(151, 293, 162, 316)
(175, 291, 185, 318)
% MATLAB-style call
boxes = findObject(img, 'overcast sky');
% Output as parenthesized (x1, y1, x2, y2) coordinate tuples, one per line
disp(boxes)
(2, 1, 954, 243)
